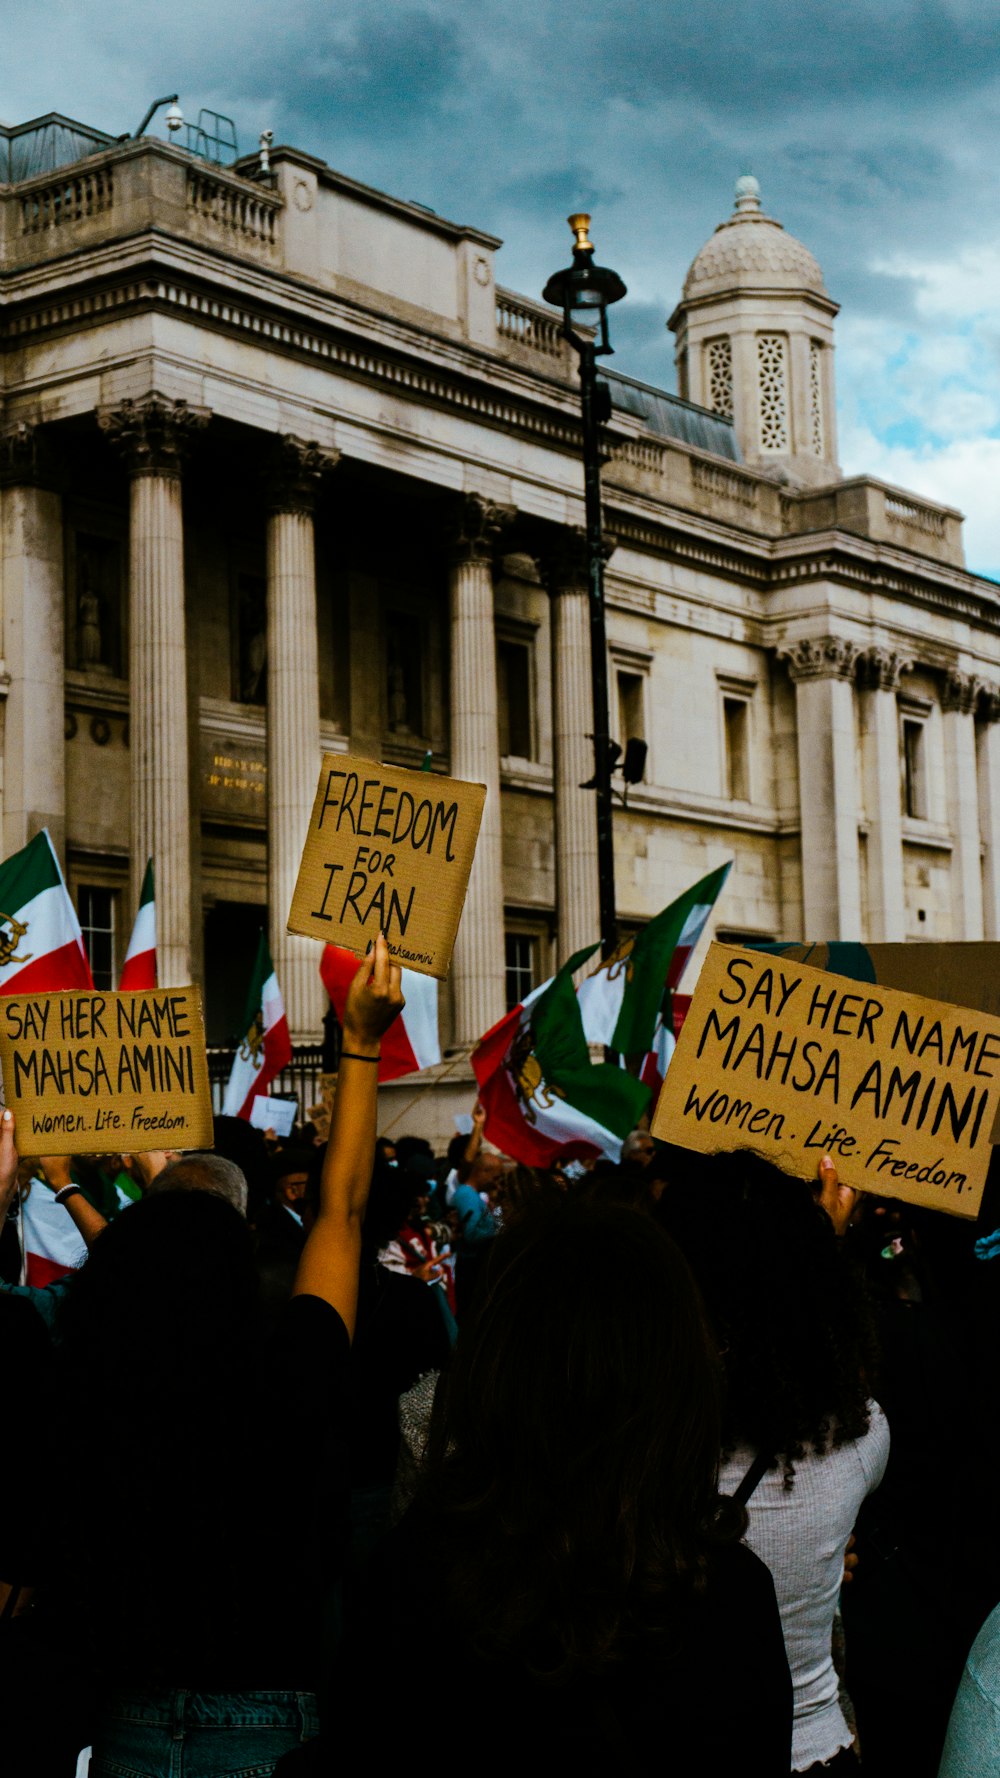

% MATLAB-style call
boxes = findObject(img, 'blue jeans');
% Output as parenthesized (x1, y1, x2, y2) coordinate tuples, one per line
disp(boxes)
(89, 1688, 319, 1777)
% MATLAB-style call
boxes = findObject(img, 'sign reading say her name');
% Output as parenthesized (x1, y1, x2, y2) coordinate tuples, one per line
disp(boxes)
(0, 986, 214, 1156)
(287, 755, 486, 980)
(651, 944, 1000, 1219)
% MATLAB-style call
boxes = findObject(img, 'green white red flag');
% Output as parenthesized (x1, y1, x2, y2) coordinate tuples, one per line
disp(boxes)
(0, 829, 92, 995)
(21, 1179, 88, 1288)
(577, 861, 732, 1062)
(472, 947, 650, 1166)
(320, 945, 440, 1082)
(119, 858, 156, 990)
(221, 931, 292, 1120)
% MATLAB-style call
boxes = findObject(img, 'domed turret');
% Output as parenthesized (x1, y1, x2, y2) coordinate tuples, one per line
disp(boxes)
(669, 177, 840, 487)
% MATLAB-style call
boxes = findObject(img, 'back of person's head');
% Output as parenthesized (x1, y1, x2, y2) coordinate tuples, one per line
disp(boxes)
(266, 1146, 314, 1195)
(60, 1190, 260, 1430)
(213, 1114, 269, 1219)
(394, 1135, 434, 1169)
(658, 1148, 878, 1475)
(499, 1162, 561, 1221)
(576, 1156, 651, 1210)
(362, 1160, 418, 1254)
(149, 1151, 248, 1217)
(445, 1133, 467, 1172)
(426, 1195, 741, 1674)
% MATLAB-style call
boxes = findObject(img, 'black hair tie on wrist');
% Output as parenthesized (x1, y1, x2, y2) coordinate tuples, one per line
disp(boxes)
(340, 1051, 381, 1064)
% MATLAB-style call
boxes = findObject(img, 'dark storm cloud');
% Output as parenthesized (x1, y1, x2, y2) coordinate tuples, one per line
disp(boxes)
(6, 0, 999, 317)
(5, 0, 1000, 561)
(589, 0, 1000, 110)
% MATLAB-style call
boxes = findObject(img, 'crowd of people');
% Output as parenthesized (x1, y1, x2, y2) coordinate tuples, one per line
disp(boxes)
(3, 934, 1000, 1775)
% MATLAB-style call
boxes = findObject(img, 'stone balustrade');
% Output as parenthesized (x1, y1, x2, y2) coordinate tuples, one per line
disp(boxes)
(783, 476, 964, 568)
(606, 432, 786, 535)
(186, 165, 279, 252)
(495, 288, 567, 362)
(1, 138, 283, 273)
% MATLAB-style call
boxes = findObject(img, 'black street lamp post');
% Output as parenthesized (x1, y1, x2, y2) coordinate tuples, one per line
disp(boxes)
(543, 215, 627, 960)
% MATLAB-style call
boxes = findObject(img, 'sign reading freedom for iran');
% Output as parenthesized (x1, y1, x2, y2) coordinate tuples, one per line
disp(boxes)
(0, 986, 214, 1157)
(287, 754, 487, 980)
(651, 943, 1000, 1219)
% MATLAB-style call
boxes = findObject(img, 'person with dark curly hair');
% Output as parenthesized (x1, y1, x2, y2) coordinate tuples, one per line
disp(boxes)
(279, 1195, 793, 1775)
(659, 1148, 888, 1776)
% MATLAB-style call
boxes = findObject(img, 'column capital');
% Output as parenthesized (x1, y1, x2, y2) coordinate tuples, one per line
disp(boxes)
(535, 524, 615, 596)
(778, 634, 863, 684)
(857, 645, 914, 693)
(267, 434, 340, 516)
(98, 394, 209, 478)
(0, 421, 59, 490)
(941, 667, 987, 716)
(447, 492, 515, 567)
(978, 683, 1000, 725)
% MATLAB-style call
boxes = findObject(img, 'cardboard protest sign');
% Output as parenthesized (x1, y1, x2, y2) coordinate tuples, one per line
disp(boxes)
(753, 941, 1000, 1024)
(287, 754, 486, 979)
(0, 986, 213, 1157)
(651, 943, 1000, 1219)
(249, 1094, 296, 1138)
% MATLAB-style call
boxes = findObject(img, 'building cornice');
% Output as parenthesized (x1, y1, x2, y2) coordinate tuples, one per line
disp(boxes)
(3, 244, 1000, 636)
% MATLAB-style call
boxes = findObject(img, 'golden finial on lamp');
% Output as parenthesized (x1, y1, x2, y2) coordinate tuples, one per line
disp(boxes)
(568, 213, 594, 254)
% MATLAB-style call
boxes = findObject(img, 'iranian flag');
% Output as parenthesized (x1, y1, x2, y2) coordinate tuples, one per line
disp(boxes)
(577, 861, 731, 1058)
(472, 947, 650, 1167)
(321, 945, 441, 1082)
(20, 1181, 88, 1288)
(119, 859, 156, 990)
(0, 829, 92, 995)
(221, 932, 292, 1120)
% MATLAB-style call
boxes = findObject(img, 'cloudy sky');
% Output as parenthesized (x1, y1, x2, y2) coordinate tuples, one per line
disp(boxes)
(6, 0, 1000, 573)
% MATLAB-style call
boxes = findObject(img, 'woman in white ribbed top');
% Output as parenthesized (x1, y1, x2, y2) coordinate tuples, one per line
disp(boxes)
(662, 1149, 888, 1774)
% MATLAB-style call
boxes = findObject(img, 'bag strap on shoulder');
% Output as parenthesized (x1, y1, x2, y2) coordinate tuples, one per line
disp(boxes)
(732, 1450, 773, 1505)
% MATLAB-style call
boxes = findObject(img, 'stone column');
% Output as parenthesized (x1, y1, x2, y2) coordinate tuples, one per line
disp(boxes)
(99, 395, 208, 985)
(941, 669, 985, 940)
(541, 530, 601, 963)
(779, 636, 863, 939)
(858, 646, 911, 941)
(0, 424, 66, 861)
(447, 493, 512, 1046)
(265, 437, 338, 1043)
(978, 687, 1000, 941)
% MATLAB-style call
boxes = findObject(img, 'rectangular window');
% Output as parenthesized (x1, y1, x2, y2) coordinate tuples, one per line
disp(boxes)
(723, 696, 750, 801)
(497, 639, 533, 760)
(902, 717, 927, 819)
(617, 671, 645, 743)
(617, 670, 647, 782)
(505, 932, 535, 1012)
(78, 886, 117, 990)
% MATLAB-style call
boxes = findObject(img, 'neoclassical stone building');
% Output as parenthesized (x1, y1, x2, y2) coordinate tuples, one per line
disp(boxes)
(1, 119, 998, 1133)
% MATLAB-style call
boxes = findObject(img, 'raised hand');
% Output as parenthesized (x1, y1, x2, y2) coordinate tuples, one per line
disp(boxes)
(341, 932, 405, 1057)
